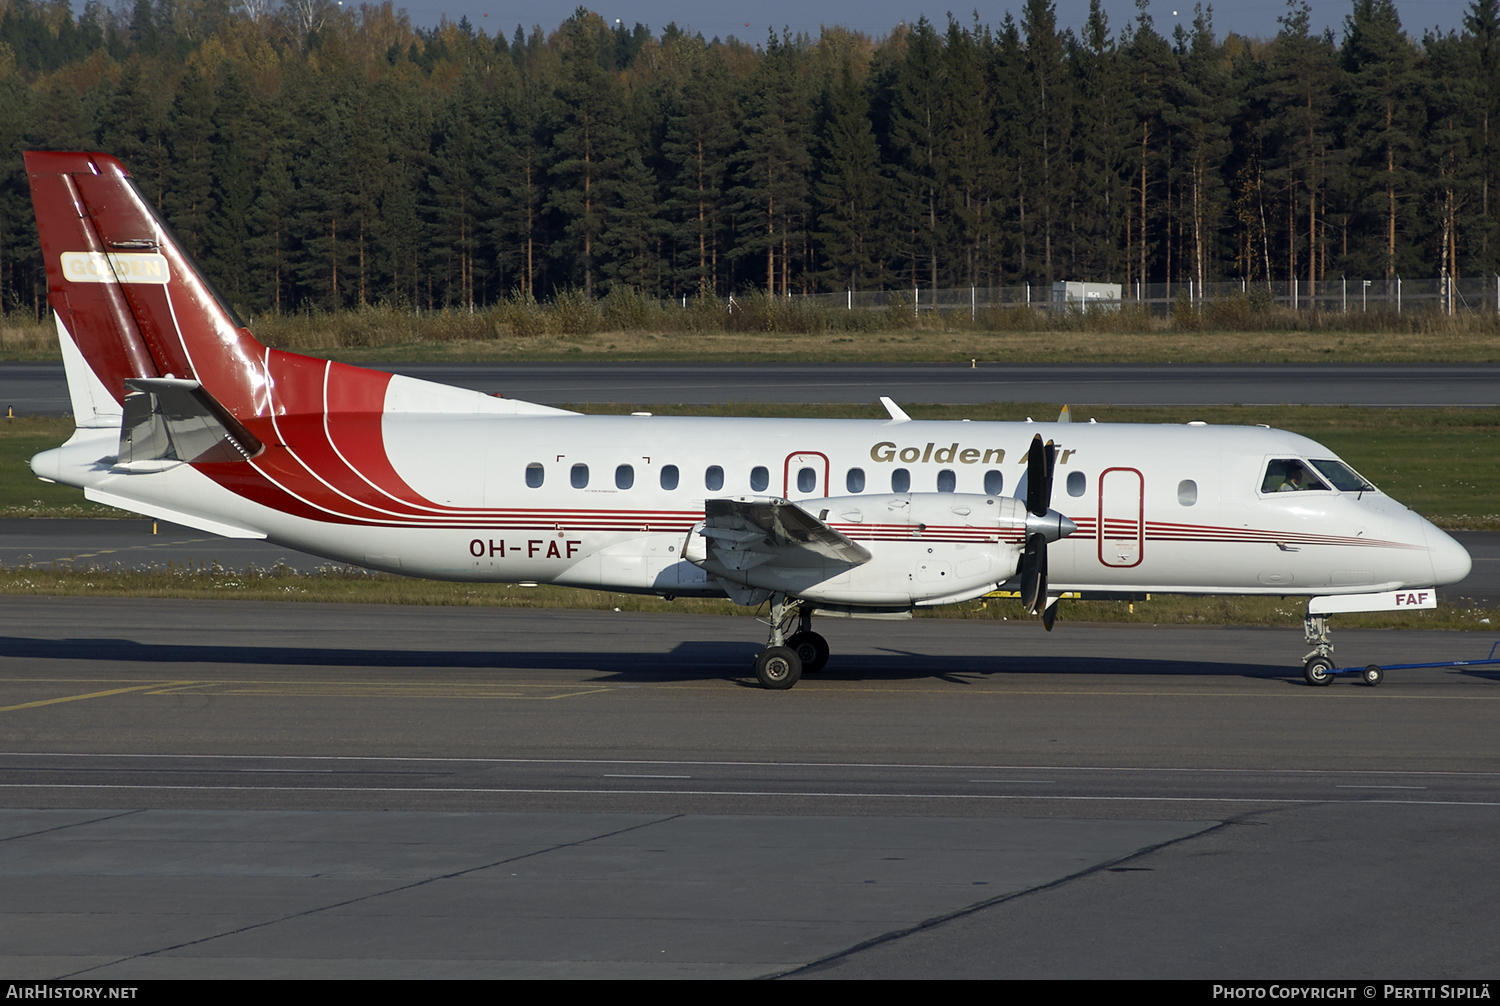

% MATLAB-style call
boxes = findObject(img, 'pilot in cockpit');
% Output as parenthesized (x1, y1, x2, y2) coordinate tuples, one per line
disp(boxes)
(1263, 459, 1328, 493)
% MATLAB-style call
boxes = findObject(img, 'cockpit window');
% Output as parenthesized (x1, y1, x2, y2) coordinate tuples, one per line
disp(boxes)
(1262, 459, 1331, 493)
(1310, 459, 1376, 493)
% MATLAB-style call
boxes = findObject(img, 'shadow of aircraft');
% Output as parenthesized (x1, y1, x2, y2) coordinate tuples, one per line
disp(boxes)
(0, 634, 1295, 685)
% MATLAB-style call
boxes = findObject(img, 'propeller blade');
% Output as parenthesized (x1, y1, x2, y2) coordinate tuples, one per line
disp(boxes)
(1021, 436, 1068, 622)
(1019, 531, 1048, 614)
(1025, 435, 1058, 517)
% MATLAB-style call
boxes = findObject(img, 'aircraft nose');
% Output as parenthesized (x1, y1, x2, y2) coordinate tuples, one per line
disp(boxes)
(1425, 523, 1472, 586)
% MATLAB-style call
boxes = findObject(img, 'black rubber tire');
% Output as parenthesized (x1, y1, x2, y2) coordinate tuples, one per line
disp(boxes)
(785, 631, 830, 673)
(1362, 664, 1384, 687)
(1304, 657, 1335, 686)
(754, 646, 803, 690)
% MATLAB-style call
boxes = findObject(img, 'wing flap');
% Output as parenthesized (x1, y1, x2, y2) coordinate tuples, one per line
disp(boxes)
(702, 496, 873, 565)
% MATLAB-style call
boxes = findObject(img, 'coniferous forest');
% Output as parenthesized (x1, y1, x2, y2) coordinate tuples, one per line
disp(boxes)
(2, 0, 1499, 319)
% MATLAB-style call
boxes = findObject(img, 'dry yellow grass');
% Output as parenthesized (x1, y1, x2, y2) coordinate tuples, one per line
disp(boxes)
(6, 301, 1500, 362)
(296, 326, 1500, 364)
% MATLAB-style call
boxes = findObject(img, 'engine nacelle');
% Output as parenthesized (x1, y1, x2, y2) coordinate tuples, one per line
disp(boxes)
(686, 492, 1035, 607)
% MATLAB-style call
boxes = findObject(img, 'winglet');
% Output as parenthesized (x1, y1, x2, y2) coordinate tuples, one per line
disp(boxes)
(879, 396, 911, 423)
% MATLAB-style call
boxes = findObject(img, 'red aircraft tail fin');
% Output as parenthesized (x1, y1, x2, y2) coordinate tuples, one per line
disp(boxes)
(25, 150, 272, 421)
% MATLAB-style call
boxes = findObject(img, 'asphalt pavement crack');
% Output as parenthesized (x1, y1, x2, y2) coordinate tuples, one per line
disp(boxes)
(56, 811, 685, 979)
(769, 815, 1238, 979)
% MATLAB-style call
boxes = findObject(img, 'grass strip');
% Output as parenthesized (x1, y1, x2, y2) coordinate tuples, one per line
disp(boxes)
(9, 304, 1500, 364)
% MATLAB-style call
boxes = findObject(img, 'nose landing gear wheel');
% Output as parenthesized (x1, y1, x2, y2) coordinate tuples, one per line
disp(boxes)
(1303, 656, 1335, 686)
(785, 631, 830, 673)
(1362, 664, 1384, 687)
(754, 646, 803, 689)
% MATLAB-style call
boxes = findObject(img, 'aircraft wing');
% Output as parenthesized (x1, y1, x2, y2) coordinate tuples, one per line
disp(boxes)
(699, 496, 873, 569)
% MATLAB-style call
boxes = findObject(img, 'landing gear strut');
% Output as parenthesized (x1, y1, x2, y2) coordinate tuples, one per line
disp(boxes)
(1303, 613, 1335, 687)
(753, 595, 831, 688)
(786, 605, 829, 673)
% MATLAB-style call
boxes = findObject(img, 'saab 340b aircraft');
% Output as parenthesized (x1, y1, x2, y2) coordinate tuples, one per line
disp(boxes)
(22, 151, 1473, 688)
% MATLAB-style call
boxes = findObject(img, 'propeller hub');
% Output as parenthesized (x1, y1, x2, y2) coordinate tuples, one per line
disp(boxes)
(1024, 509, 1078, 543)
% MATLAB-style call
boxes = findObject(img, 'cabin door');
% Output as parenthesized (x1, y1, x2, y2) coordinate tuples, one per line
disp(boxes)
(1098, 467, 1144, 568)
(783, 452, 830, 498)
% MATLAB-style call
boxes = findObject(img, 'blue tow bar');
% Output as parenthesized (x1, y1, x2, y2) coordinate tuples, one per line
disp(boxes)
(1328, 642, 1500, 686)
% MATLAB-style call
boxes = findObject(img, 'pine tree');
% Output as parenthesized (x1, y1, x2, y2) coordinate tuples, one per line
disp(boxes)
(164, 64, 217, 261)
(1121, 0, 1177, 286)
(547, 9, 630, 297)
(203, 65, 261, 307)
(0, 43, 39, 315)
(1341, 0, 1423, 279)
(1464, 0, 1500, 271)
(247, 145, 293, 313)
(888, 18, 945, 295)
(487, 72, 554, 299)
(940, 17, 996, 288)
(988, 15, 1030, 282)
(1020, 0, 1071, 286)
(1069, 0, 1130, 282)
(730, 30, 815, 295)
(428, 73, 483, 308)
(813, 58, 887, 292)
(661, 53, 737, 294)
(99, 62, 167, 208)
(1422, 28, 1480, 290)
(1261, 1, 1340, 290)
(600, 146, 661, 292)
(1168, 6, 1234, 289)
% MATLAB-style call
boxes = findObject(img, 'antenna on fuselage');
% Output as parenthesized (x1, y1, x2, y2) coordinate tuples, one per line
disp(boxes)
(878, 397, 911, 423)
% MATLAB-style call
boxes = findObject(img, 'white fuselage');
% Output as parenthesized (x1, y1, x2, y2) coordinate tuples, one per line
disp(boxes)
(38, 400, 1472, 606)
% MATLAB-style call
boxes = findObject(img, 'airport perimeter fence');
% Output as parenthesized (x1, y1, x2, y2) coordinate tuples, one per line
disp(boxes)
(743, 275, 1500, 318)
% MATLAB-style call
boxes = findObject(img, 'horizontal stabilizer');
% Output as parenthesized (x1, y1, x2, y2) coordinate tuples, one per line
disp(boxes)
(120, 377, 262, 467)
(83, 487, 266, 539)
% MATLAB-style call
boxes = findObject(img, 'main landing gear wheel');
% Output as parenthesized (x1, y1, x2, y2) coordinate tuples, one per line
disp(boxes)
(786, 631, 830, 673)
(1363, 664, 1385, 687)
(1303, 656, 1335, 687)
(755, 646, 803, 690)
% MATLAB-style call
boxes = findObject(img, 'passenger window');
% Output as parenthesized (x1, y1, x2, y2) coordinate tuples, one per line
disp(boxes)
(705, 465, 724, 491)
(797, 467, 816, 493)
(1262, 459, 1330, 493)
(1067, 471, 1086, 497)
(936, 469, 956, 493)
(660, 464, 679, 490)
(570, 463, 589, 489)
(751, 466, 769, 492)
(846, 468, 866, 493)
(615, 464, 634, 490)
(1178, 479, 1198, 506)
(891, 468, 911, 493)
(984, 470, 1003, 495)
(525, 463, 544, 488)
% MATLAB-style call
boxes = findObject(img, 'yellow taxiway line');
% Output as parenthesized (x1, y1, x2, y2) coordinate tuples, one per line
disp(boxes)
(0, 681, 197, 713)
